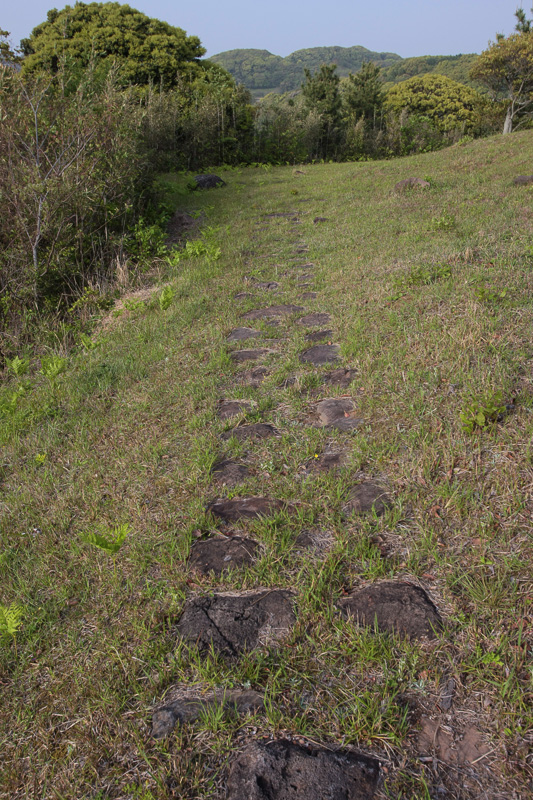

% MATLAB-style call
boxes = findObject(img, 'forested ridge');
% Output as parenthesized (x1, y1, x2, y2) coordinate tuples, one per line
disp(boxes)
(210, 46, 480, 97)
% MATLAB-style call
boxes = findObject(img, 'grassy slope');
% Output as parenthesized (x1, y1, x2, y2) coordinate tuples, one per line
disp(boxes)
(2, 133, 533, 798)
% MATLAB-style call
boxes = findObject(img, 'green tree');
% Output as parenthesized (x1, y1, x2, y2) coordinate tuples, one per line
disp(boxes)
(386, 73, 484, 132)
(21, 3, 205, 88)
(515, 6, 533, 33)
(342, 62, 384, 121)
(301, 63, 342, 158)
(0, 29, 21, 67)
(470, 32, 533, 133)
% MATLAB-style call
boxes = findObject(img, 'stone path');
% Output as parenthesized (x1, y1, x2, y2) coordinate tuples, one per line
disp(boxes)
(151, 204, 450, 797)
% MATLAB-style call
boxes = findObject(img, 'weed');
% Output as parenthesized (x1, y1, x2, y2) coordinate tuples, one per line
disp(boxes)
(460, 390, 506, 433)
(159, 285, 175, 311)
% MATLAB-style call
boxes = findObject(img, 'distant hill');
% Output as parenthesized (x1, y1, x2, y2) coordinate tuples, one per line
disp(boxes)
(208, 46, 480, 99)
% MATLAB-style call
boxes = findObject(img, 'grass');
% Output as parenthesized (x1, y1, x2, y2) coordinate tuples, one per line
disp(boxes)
(2, 133, 533, 798)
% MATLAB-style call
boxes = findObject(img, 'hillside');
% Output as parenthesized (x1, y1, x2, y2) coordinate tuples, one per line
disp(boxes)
(209, 46, 479, 98)
(2, 133, 533, 798)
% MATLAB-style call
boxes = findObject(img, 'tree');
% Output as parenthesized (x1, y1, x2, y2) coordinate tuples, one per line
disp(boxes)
(301, 64, 341, 157)
(515, 6, 533, 33)
(386, 73, 484, 132)
(0, 29, 21, 67)
(342, 62, 384, 121)
(21, 3, 205, 88)
(470, 33, 533, 133)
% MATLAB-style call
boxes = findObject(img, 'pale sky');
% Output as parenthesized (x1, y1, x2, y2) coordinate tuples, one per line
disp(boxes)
(3, 0, 523, 58)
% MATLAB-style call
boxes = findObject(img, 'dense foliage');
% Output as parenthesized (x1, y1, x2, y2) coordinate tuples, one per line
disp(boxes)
(471, 32, 533, 133)
(21, 2, 205, 87)
(386, 74, 485, 132)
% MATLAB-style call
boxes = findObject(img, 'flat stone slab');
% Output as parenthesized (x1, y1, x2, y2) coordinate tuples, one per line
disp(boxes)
(234, 292, 254, 300)
(227, 739, 380, 800)
(264, 212, 298, 218)
(243, 304, 304, 321)
(313, 216, 328, 224)
(194, 174, 226, 189)
(207, 496, 287, 522)
(217, 400, 252, 420)
(305, 451, 347, 474)
(152, 688, 264, 739)
(323, 368, 357, 388)
(395, 177, 430, 191)
(291, 262, 315, 270)
(177, 589, 295, 656)
(300, 292, 317, 300)
(300, 344, 341, 365)
(212, 459, 249, 486)
(339, 581, 442, 639)
(513, 175, 533, 186)
(342, 482, 390, 517)
(250, 280, 280, 291)
(298, 312, 331, 327)
(241, 366, 269, 387)
(305, 329, 333, 342)
(189, 536, 259, 575)
(314, 398, 355, 425)
(227, 327, 262, 342)
(230, 348, 271, 363)
(220, 422, 278, 442)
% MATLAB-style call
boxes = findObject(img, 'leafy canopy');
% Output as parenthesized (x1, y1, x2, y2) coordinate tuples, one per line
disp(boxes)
(386, 73, 484, 132)
(21, 2, 206, 87)
(342, 62, 384, 120)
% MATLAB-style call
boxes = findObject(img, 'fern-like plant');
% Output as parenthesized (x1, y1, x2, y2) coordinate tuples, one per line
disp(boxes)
(0, 603, 24, 655)
(83, 524, 130, 577)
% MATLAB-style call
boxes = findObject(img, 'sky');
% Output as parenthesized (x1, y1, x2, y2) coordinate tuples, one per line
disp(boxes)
(3, 0, 523, 58)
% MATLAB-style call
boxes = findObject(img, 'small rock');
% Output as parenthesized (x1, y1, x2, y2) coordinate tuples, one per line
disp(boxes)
(339, 581, 443, 639)
(313, 216, 328, 224)
(220, 422, 278, 442)
(305, 329, 333, 342)
(189, 537, 259, 575)
(227, 327, 261, 342)
(394, 177, 430, 191)
(342, 482, 390, 517)
(217, 400, 251, 420)
(242, 304, 304, 320)
(230, 348, 271, 363)
(323, 367, 357, 388)
(152, 688, 264, 738)
(513, 175, 533, 186)
(300, 344, 341, 365)
(194, 174, 226, 189)
(177, 589, 295, 656)
(227, 739, 380, 800)
(207, 496, 287, 522)
(298, 312, 331, 327)
(212, 459, 249, 486)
